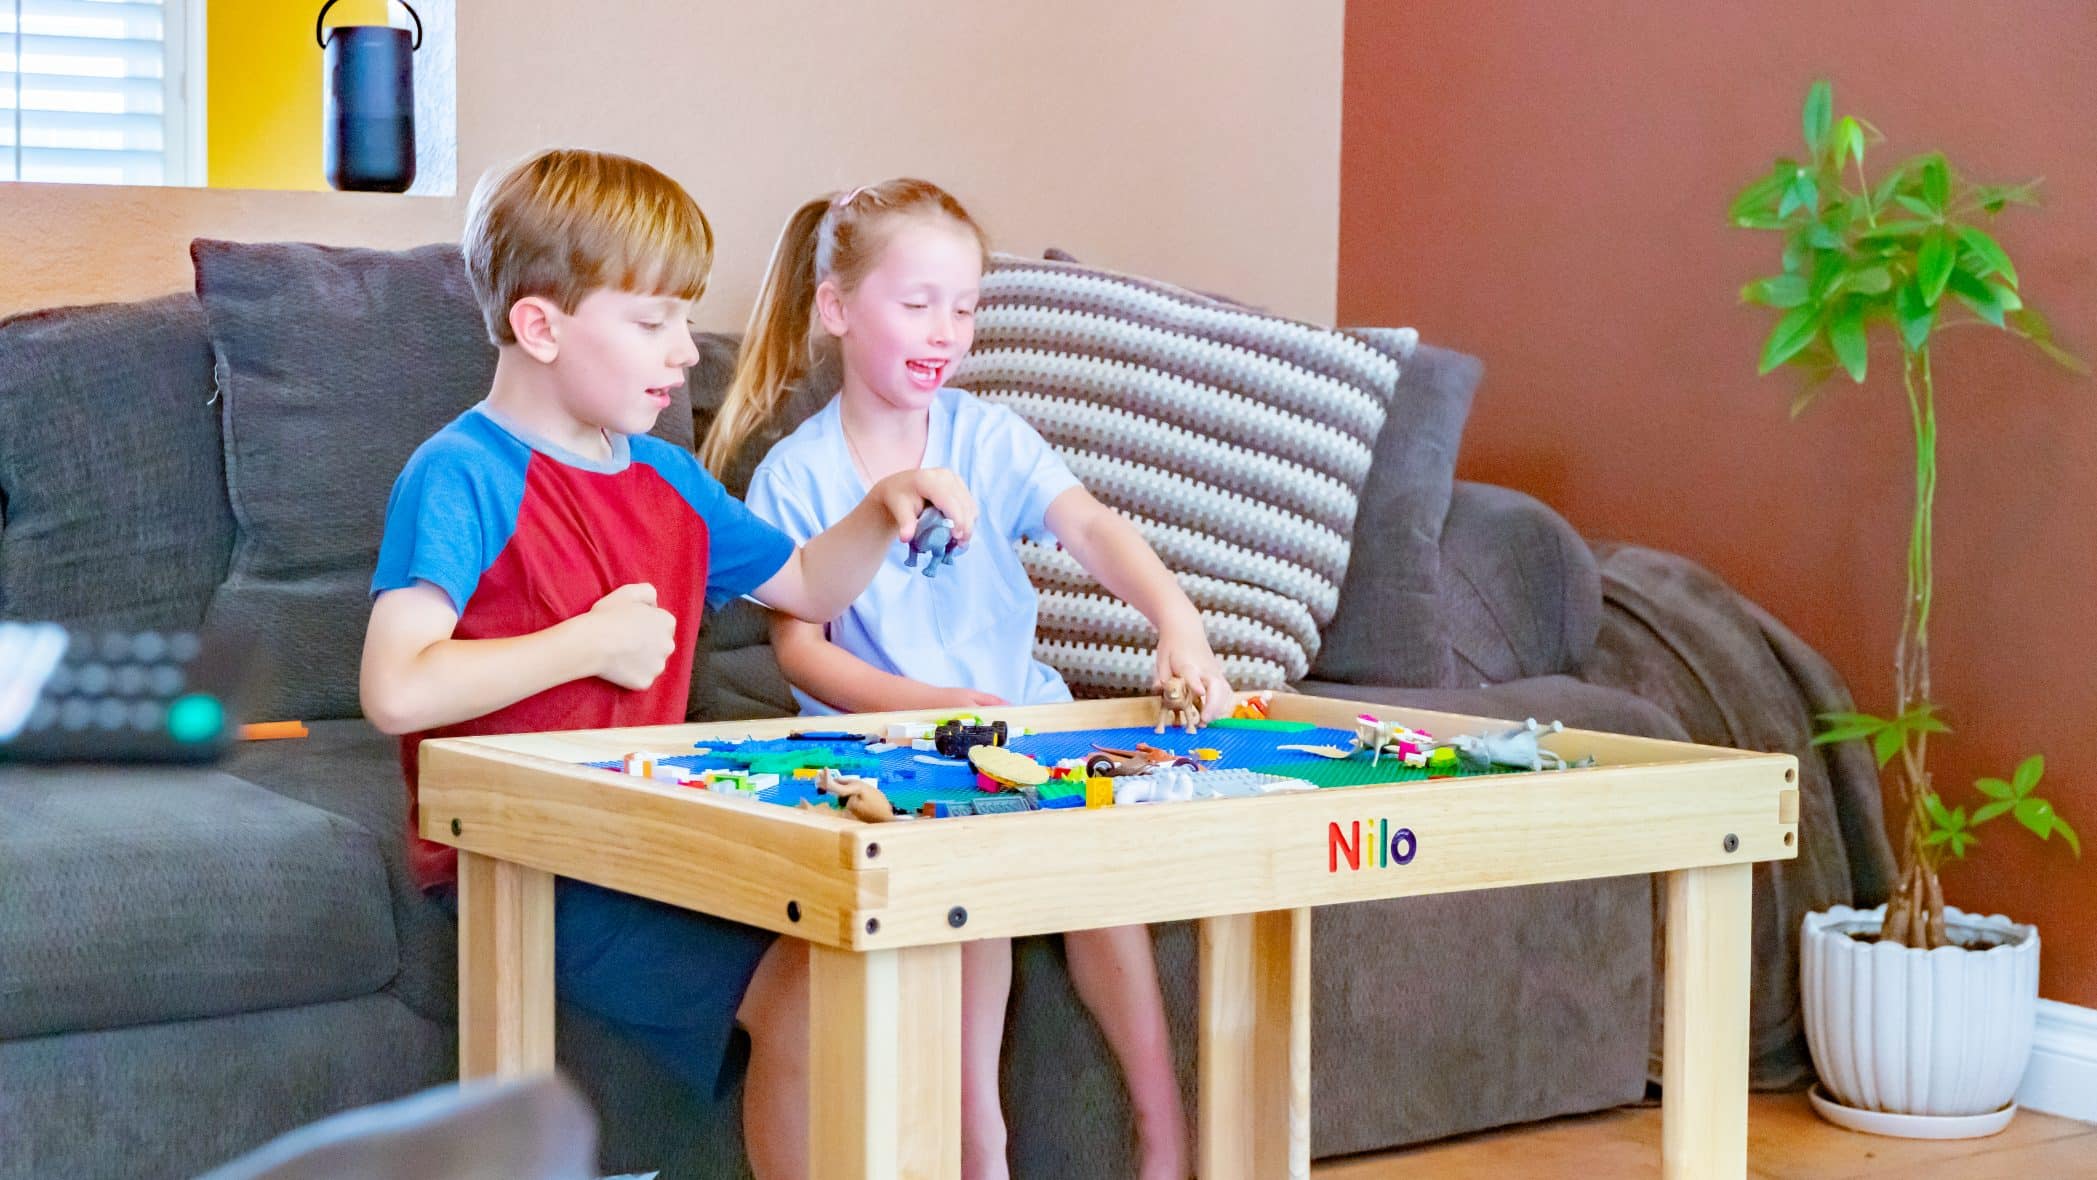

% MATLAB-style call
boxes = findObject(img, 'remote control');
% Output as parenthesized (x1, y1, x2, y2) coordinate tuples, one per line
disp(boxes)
(0, 621, 250, 763)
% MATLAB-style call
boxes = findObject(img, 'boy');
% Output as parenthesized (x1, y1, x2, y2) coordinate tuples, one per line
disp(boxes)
(359, 148, 973, 1177)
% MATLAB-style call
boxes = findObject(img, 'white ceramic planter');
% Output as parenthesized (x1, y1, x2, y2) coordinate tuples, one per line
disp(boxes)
(1802, 903, 2039, 1121)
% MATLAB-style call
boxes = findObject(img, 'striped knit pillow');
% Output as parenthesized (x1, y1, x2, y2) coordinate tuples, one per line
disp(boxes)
(950, 254, 1404, 694)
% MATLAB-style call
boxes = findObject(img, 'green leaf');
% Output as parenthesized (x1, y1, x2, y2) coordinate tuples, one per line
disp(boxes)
(1949, 267, 2007, 327)
(2056, 816, 2081, 857)
(1956, 225, 2019, 286)
(1741, 274, 1811, 308)
(1779, 170, 1819, 218)
(1874, 170, 1907, 214)
(1951, 831, 1977, 858)
(1847, 266, 1894, 295)
(1924, 829, 1953, 847)
(1807, 221, 1844, 249)
(1897, 280, 1937, 352)
(1803, 81, 1833, 157)
(1976, 777, 2014, 800)
(1837, 115, 1866, 168)
(2015, 797, 2059, 838)
(1758, 306, 1821, 374)
(1829, 303, 1869, 383)
(1730, 167, 1792, 227)
(1922, 155, 1950, 212)
(1918, 231, 1957, 303)
(1873, 724, 1906, 767)
(1924, 792, 1955, 829)
(1974, 799, 2015, 825)
(1896, 194, 1939, 219)
(1858, 219, 1936, 242)
(2013, 754, 2045, 796)
(1813, 711, 1889, 745)
(1992, 281, 2024, 313)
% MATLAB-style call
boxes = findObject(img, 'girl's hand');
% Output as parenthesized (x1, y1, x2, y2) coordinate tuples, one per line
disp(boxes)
(871, 467, 977, 545)
(919, 686, 1008, 710)
(1155, 627, 1233, 721)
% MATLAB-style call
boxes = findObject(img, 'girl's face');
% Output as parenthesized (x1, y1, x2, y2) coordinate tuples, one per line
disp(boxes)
(817, 216, 982, 414)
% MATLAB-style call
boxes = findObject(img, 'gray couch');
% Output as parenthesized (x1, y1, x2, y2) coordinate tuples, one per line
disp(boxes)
(0, 241, 1893, 1179)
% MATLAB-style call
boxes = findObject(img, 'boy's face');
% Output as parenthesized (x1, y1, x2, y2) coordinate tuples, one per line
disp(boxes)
(819, 218, 982, 414)
(539, 289, 699, 436)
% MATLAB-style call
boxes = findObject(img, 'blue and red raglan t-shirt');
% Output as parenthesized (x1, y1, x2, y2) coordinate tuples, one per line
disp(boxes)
(371, 404, 795, 890)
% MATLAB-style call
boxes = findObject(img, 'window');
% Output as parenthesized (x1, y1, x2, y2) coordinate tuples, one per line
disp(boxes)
(1, 0, 202, 185)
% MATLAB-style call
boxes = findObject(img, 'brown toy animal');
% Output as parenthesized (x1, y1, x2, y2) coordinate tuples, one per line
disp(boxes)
(1155, 676, 1202, 735)
(815, 769, 896, 823)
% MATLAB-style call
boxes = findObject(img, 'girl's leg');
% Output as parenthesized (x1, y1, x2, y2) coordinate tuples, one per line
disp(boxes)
(1064, 925, 1187, 1180)
(962, 937, 1015, 1180)
(739, 937, 811, 1180)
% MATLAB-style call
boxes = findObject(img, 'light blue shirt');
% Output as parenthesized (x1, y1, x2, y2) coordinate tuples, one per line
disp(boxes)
(744, 387, 1082, 715)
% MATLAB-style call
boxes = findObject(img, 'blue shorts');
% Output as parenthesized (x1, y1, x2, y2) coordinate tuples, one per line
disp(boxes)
(436, 878, 778, 1100)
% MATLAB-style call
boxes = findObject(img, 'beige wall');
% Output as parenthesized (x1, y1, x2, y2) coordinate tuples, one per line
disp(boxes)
(0, 1, 1343, 329)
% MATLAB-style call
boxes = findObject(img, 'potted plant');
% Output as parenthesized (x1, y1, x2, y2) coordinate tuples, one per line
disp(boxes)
(1730, 80, 2084, 1136)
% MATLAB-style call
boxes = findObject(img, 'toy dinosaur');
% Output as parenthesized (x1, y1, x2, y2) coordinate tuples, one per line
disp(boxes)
(1445, 718, 1593, 773)
(904, 506, 961, 577)
(1155, 676, 1202, 735)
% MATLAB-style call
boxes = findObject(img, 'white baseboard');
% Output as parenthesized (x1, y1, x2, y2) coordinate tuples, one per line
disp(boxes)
(2018, 998, 2097, 1124)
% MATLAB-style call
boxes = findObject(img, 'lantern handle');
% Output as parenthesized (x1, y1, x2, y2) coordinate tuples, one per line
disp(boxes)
(317, 1, 423, 51)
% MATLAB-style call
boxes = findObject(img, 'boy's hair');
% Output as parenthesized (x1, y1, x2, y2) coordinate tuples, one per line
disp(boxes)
(462, 148, 715, 346)
(700, 178, 987, 475)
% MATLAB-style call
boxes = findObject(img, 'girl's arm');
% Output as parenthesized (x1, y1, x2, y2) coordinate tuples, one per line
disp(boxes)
(769, 614, 1005, 713)
(1044, 486, 1233, 719)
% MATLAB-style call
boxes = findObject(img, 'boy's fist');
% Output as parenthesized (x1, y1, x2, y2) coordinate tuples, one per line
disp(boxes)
(587, 582, 676, 690)
(873, 468, 977, 545)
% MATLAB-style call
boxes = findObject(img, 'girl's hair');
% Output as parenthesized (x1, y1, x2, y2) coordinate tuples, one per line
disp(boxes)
(701, 178, 988, 475)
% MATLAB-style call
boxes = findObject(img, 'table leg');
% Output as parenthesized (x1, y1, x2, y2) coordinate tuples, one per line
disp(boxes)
(1662, 863, 1753, 1179)
(1198, 907, 1311, 1180)
(809, 941, 962, 1180)
(457, 851, 556, 1078)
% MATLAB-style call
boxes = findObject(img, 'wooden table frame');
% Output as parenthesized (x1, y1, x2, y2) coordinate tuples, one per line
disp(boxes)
(421, 692, 1798, 1180)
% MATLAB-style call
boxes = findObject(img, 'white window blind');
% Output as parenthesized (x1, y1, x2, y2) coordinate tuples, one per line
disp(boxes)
(1, 0, 198, 185)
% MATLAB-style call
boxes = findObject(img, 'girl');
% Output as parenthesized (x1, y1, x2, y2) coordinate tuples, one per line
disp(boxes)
(706, 179, 1233, 1180)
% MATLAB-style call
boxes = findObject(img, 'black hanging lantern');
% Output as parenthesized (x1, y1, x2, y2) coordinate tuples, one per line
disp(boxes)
(317, 0, 422, 193)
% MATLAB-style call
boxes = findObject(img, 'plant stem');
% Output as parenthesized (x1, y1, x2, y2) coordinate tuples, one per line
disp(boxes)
(1888, 347, 1943, 947)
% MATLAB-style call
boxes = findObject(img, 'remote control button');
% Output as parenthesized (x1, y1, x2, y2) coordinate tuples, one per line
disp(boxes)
(167, 694, 224, 743)
(115, 665, 149, 696)
(94, 699, 128, 730)
(150, 665, 186, 696)
(76, 663, 111, 694)
(130, 701, 164, 731)
(133, 631, 167, 662)
(169, 632, 201, 662)
(59, 699, 93, 732)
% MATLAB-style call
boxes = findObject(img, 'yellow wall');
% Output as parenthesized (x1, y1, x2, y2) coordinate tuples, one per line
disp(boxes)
(4, 1, 1343, 328)
(206, 0, 390, 190)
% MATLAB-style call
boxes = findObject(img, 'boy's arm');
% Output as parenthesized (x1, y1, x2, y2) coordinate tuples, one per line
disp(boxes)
(358, 581, 674, 734)
(751, 467, 976, 623)
(769, 615, 1005, 713)
(1045, 486, 1234, 719)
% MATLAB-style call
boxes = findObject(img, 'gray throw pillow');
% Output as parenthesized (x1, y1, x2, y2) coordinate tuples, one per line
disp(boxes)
(192, 240, 696, 720)
(0, 294, 232, 631)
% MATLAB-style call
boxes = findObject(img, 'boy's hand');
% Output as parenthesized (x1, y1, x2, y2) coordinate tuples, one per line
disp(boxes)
(872, 468, 977, 545)
(584, 582, 676, 690)
(1156, 626, 1233, 721)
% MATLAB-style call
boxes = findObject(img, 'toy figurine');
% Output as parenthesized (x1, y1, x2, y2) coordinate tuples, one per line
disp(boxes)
(1155, 676, 1202, 735)
(1445, 718, 1592, 772)
(815, 768, 897, 822)
(1351, 714, 1436, 767)
(904, 506, 961, 577)
(1085, 742, 1201, 778)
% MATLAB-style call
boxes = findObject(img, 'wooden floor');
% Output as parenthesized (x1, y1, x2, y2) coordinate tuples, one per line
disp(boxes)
(1310, 1091, 2097, 1179)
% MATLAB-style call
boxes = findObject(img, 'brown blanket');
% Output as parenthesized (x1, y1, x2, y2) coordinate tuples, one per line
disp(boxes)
(1583, 544, 1897, 1088)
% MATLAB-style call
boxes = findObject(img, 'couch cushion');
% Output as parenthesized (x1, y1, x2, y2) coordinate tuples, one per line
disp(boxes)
(951, 253, 1399, 693)
(190, 240, 697, 720)
(0, 766, 398, 1039)
(0, 294, 232, 631)
(1312, 341, 1478, 689)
